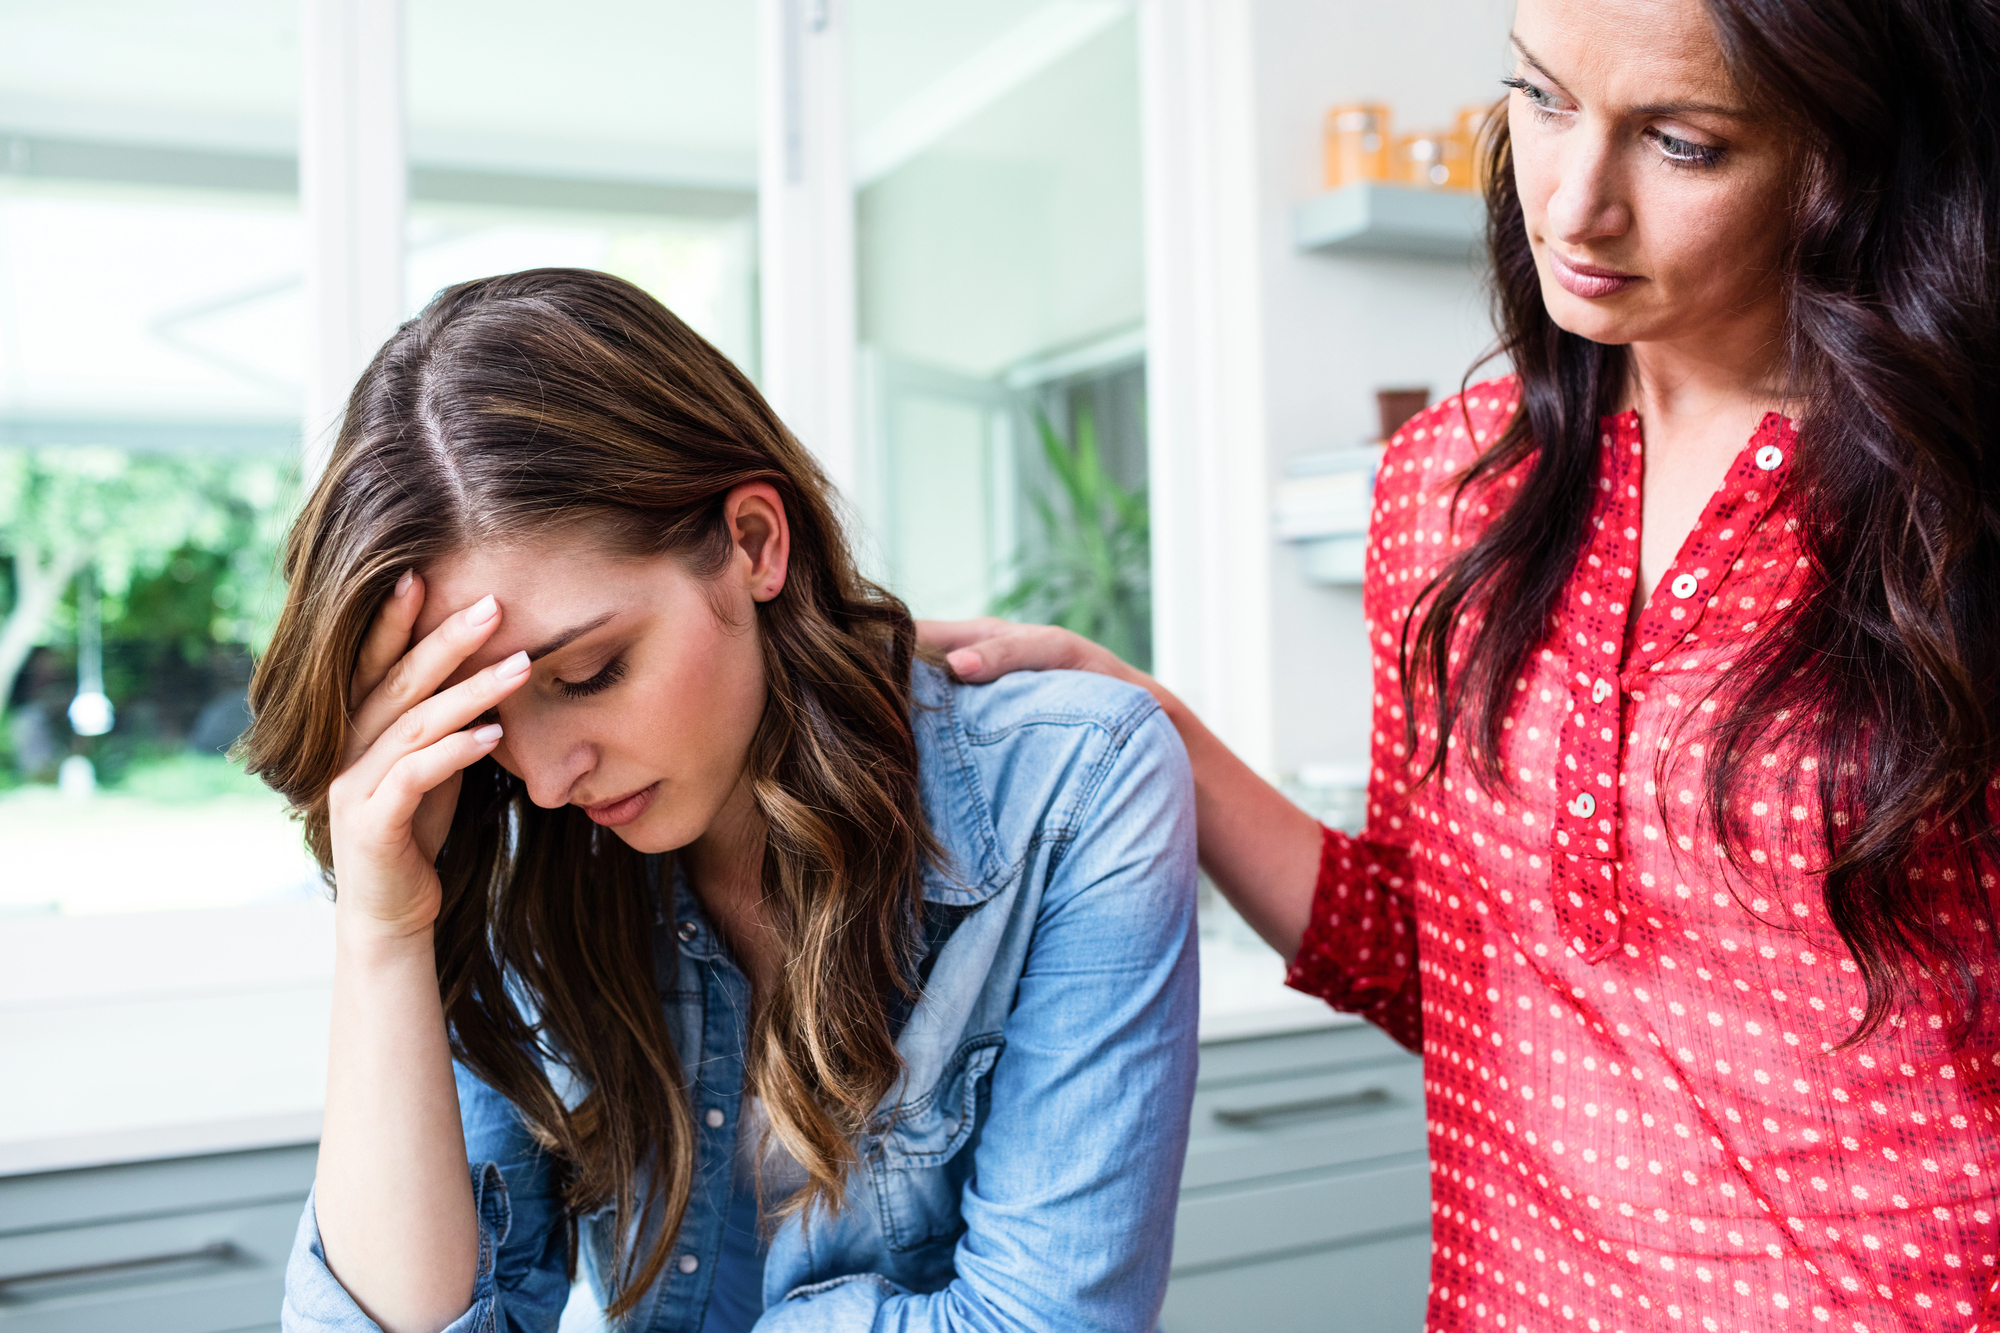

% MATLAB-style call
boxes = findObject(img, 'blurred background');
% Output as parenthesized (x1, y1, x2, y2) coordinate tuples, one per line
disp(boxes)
(0, 1, 1507, 1329)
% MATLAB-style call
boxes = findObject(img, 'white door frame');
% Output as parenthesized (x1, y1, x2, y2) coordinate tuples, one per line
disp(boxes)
(1138, 0, 1275, 774)
(757, 0, 859, 500)
(299, 0, 407, 474)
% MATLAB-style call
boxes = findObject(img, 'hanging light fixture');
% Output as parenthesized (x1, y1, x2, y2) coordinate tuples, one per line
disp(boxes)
(67, 565, 114, 738)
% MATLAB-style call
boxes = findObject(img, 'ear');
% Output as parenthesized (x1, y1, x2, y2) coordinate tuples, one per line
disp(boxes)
(723, 482, 791, 603)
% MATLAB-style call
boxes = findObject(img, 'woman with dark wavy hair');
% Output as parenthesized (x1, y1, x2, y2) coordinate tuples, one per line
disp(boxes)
(246, 268, 1198, 1332)
(928, 0, 2000, 1326)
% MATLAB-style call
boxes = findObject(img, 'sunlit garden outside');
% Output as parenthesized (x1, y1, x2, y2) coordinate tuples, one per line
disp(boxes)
(0, 444, 320, 915)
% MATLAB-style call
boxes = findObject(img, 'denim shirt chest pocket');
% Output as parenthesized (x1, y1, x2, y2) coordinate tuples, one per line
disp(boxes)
(864, 1033, 1004, 1252)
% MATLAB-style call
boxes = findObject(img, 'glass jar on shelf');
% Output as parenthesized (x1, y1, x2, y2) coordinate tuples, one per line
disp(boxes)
(1322, 102, 1392, 190)
(1395, 128, 1475, 190)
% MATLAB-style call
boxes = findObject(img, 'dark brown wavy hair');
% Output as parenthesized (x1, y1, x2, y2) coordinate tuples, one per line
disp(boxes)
(241, 269, 935, 1315)
(1405, 0, 2000, 1038)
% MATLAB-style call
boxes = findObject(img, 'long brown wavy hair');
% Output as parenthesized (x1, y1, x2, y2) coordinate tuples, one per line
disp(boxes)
(1405, 0, 2000, 1039)
(241, 269, 935, 1315)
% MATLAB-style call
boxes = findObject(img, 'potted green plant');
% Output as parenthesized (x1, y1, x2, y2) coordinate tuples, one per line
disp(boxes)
(991, 407, 1151, 670)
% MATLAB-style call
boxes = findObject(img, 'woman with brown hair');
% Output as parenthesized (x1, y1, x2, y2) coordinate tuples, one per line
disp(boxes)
(249, 268, 1198, 1333)
(927, 0, 2000, 1327)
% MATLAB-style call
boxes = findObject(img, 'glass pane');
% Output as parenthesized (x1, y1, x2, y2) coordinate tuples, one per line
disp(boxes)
(0, 0, 313, 915)
(849, 1, 1150, 663)
(405, 0, 760, 374)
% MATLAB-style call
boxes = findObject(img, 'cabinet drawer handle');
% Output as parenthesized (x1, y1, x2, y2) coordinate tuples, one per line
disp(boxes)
(1213, 1085, 1391, 1127)
(0, 1241, 239, 1292)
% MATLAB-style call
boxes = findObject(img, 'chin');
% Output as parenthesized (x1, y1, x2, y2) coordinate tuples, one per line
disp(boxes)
(609, 819, 690, 856)
(1537, 277, 1643, 348)
(596, 800, 696, 856)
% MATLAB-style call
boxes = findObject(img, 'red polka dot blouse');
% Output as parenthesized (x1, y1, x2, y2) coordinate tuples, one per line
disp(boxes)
(1285, 376, 2000, 1332)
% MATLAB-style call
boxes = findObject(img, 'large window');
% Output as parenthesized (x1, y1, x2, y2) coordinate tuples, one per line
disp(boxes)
(0, 0, 313, 915)
(0, 1, 766, 921)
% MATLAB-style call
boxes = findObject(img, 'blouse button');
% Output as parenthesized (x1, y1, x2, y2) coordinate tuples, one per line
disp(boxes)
(677, 920, 699, 943)
(1591, 677, 1613, 704)
(705, 1107, 726, 1129)
(1568, 792, 1596, 818)
(679, 1254, 700, 1274)
(1755, 443, 1784, 470)
(1670, 573, 1699, 599)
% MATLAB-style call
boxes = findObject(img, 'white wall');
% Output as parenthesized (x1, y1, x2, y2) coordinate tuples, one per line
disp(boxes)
(856, 17, 1143, 379)
(1248, 0, 1513, 775)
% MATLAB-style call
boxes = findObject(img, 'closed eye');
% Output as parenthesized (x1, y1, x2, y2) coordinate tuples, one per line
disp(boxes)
(1650, 128, 1725, 168)
(1501, 74, 1562, 118)
(555, 657, 627, 700)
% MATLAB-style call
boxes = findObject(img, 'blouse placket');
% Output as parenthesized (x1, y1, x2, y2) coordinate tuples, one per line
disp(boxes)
(1546, 412, 1798, 964)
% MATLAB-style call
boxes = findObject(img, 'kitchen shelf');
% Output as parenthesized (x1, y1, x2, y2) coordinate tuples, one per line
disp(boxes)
(1275, 447, 1382, 587)
(1293, 181, 1484, 260)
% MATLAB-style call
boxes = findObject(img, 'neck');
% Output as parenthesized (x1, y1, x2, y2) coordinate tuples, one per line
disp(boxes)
(1616, 290, 1793, 612)
(1619, 292, 1791, 431)
(679, 774, 778, 986)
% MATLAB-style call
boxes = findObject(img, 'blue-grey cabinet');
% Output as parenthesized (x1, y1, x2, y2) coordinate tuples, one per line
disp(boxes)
(1163, 1024, 1431, 1332)
(0, 1144, 313, 1332)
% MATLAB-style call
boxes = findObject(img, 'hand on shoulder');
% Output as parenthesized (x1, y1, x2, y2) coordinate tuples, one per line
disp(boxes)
(919, 617, 1151, 691)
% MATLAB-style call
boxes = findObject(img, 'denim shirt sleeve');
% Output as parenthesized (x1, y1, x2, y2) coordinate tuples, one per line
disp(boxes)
(281, 1063, 575, 1333)
(758, 706, 1201, 1333)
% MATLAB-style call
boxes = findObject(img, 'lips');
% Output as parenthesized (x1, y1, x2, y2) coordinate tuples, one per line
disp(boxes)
(580, 781, 659, 828)
(1547, 249, 1642, 300)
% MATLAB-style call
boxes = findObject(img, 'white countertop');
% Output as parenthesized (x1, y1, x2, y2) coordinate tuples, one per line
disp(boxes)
(0, 900, 1343, 1177)
(0, 902, 334, 1176)
(1197, 933, 1351, 1042)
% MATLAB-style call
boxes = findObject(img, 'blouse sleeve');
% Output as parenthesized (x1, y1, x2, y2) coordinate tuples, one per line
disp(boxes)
(1283, 826, 1421, 1052)
(1278, 381, 1520, 1056)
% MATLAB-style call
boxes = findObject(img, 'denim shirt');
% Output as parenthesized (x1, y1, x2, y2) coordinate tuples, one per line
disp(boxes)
(282, 663, 1200, 1332)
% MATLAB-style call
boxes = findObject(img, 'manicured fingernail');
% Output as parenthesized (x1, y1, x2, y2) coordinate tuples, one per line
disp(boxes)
(496, 650, 529, 677)
(469, 594, 499, 623)
(947, 649, 982, 677)
(395, 569, 414, 596)
(472, 723, 503, 744)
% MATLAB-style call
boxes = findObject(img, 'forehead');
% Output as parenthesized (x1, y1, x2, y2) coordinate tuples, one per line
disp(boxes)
(413, 534, 655, 647)
(1515, 0, 1736, 98)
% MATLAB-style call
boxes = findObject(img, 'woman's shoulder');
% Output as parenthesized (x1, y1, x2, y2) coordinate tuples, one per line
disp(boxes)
(916, 655, 1161, 738)
(1373, 374, 1522, 512)
(909, 659, 1189, 893)
(1364, 376, 1523, 594)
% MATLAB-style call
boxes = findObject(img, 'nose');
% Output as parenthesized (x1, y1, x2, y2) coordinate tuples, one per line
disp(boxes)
(1542, 125, 1632, 248)
(494, 712, 596, 810)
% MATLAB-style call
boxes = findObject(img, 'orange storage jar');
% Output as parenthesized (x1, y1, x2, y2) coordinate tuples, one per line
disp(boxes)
(1323, 103, 1392, 189)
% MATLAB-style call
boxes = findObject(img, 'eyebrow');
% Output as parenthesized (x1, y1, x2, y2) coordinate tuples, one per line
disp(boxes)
(1509, 35, 1749, 119)
(525, 612, 617, 662)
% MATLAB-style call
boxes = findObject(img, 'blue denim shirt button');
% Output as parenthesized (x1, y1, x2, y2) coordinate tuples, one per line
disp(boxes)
(705, 1107, 726, 1128)
(677, 920, 699, 943)
(678, 1254, 700, 1274)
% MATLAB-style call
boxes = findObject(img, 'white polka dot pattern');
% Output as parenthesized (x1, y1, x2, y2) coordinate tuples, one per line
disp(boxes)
(1284, 377, 2000, 1332)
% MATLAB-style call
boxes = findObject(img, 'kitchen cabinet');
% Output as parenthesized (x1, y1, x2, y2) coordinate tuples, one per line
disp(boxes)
(0, 1144, 313, 1332)
(1163, 1023, 1430, 1333)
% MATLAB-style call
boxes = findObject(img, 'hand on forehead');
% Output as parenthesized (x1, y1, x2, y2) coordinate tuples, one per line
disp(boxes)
(414, 539, 640, 684)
